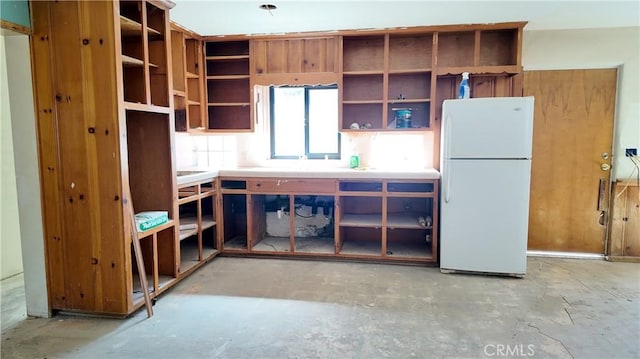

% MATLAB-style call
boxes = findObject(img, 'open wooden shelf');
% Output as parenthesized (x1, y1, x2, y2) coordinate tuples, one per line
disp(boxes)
(171, 25, 205, 132)
(120, 15, 142, 36)
(206, 55, 250, 61)
(136, 219, 175, 238)
(123, 101, 171, 114)
(389, 68, 432, 74)
(178, 216, 199, 240)
(436, 65, 521, 76)
(294, 237, 335, 254)
(386, 214, 432, 229)
(121, 16, 161, 37)
(122, 54, 144, 67)
(386, 236, 433, 259)
(342, 100, 384, 105)
(146, 26, 161, 37)
(206, 75, 250, 80)
(132, 274, 175, 303)
(342, 70, 385, 76)
(339, 228, 383, 257)
(208, 102, 251, 106)
(252, 236, 291, 252)
(339, 214, 383, 228)
(205, 40, 252, 131)
(178, 234, 219, 276)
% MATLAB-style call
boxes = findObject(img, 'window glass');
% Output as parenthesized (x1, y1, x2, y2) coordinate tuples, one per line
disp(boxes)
(272, 87, 305, 157)
(270, 85, 340, 159)
(308, 88, 339, 154)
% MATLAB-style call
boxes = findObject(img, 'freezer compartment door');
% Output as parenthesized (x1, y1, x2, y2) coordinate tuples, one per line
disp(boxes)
(442, 97, 534, 159)
(440, 159, 531, 275)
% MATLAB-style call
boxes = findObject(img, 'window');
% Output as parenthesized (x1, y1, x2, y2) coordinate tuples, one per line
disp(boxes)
(270, 85, 340, 159)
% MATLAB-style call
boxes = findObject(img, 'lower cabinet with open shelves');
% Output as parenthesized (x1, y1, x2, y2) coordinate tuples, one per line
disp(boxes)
(335, 180, 437, 262)
(176, 178, 220, 277)
(217, 176, 438, 264)
(131, 222, 178, 306)
(247, 193, 336, 255)
(221, 192, 249, 251)
(249, 194, 290, 253)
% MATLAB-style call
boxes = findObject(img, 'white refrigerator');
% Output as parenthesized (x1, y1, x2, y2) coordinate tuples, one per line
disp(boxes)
(439, 97, 534, 277)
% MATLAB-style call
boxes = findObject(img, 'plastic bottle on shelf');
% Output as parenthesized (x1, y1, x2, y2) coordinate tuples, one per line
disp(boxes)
(458, 72, 470, 99)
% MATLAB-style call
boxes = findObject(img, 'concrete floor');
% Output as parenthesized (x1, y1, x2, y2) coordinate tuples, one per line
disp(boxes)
(1, 257, 639, 359)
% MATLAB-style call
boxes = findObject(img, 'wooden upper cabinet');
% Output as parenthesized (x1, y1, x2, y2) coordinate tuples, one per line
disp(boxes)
(435, 26, 522, 75)
(478, 29, 519, 67)
(340, 33, 435, 132)
(205, 40, 253, 131)
(436, 31, 475, 68)
(198, 22, 523, 136)
(171, 22, 206, 132)
(432, 26, 523, 112)
(119, 0, 171, 109)
(253, 37, 339, 85)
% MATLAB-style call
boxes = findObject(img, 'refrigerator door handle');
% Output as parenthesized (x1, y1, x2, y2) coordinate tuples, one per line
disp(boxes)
(445, 159, 451, 203)
(444, 114, 452, 203)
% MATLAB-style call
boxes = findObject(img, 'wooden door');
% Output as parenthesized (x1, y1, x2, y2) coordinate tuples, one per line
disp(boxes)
(524, 69, 617, 253)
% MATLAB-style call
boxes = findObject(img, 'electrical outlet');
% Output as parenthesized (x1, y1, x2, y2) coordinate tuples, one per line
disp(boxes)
(625, 148, 638, 157)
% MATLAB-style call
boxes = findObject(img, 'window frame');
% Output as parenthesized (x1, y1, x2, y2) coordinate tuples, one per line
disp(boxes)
(269, 85, 341, 160)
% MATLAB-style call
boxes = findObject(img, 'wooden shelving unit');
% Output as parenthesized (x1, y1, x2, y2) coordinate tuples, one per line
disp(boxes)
(335, 180, 438, 262)
(205, 40, 253, 131)
(608, 181, 640, 261)
(119, 1, 170, 109)
(219, 180, 249, 251)
(337, 23, 524, 168)
(214, 176, 438, 264)
(341, 36, 386, 131)
(433, 27, 523, 119)
(171, 22, 522, 170)
(31, 0, 180, 316)
(177, 178, 219, 275)
(340, 33, 435, 131)
(170, 22, 206, 132)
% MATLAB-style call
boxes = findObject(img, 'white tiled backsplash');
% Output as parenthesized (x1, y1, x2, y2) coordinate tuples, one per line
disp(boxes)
(175, 131, 434, 170)
(175, 133, 238, 169)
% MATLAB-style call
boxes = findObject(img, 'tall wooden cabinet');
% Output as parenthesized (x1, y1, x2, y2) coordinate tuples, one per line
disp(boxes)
(31, 0, 179, 316)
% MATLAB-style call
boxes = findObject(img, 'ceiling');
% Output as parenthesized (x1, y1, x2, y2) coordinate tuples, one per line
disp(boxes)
(170, 0, 640, 37)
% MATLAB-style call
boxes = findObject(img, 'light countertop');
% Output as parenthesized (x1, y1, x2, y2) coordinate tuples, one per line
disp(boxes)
(177, 167, 440, 185)
(218, 167, 440, 180)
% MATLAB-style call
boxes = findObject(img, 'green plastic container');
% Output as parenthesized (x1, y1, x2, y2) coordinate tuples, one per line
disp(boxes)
(349, 155, 359, 169)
